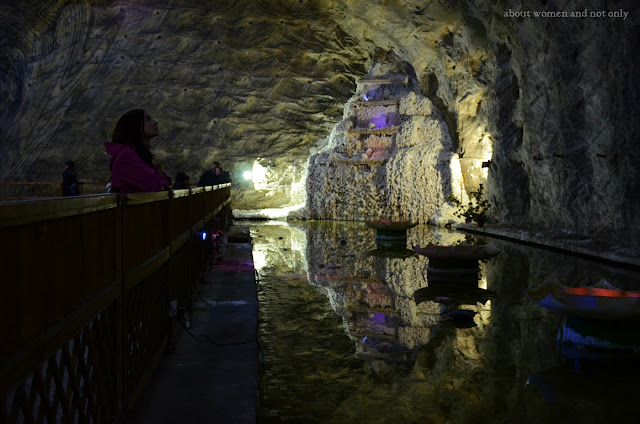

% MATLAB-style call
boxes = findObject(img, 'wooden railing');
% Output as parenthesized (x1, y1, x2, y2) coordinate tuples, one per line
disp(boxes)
(0, 181, 109, 200)
(0, 184, 231, 423)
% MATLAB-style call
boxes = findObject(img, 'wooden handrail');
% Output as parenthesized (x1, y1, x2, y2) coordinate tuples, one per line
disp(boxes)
(0, 184, 232, 422)
(0, 180, 110, 199)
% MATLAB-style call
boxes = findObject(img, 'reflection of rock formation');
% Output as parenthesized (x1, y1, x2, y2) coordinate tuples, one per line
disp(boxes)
(303, 221, 488, 371)
(251, 221, 640, 421)
(249, 222, 308, 276)
(306, 57, 457, 223)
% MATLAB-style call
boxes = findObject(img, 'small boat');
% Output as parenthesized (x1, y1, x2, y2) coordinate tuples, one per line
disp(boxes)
(413, 241, 501, 261)
(525, 281, 640, 320)
(366, 220, 418, 240)
(365, 220, 418, 231)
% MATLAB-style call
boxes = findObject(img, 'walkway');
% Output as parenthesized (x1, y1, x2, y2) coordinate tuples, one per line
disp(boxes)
(127, 241, 259, 424)
(457, 223, 640, 269)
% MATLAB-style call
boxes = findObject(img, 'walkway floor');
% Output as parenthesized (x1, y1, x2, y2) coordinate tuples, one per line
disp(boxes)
(127, 242, 259, 424)
(456, 223, 640, 269)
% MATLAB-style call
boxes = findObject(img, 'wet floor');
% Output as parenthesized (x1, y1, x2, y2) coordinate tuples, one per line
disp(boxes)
(248, 220, 640, 424)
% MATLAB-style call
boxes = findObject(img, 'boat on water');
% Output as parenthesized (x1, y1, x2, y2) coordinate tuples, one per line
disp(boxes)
(413, 241, 501, 261)
(366, 220, 418, 240)
(525, 281, 640, 321)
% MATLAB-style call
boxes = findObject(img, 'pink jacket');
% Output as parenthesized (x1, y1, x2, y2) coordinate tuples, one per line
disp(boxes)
(104, 142, 170, 193)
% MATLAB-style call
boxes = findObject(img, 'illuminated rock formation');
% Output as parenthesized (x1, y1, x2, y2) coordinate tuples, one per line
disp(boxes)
(306, 57, 460, 223)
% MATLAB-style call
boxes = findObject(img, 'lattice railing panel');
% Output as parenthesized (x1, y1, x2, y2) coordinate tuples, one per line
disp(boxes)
(125, 264, 170, 402)
(1, 303, 118, 424)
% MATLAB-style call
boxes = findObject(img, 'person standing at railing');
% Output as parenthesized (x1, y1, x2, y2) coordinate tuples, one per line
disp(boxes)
(105, 109, 170, 193)
(62, 160, 79, 196)
(212, 166, 232, 184)
(172, 172, 190, 189)
(197, 161, 220, 187)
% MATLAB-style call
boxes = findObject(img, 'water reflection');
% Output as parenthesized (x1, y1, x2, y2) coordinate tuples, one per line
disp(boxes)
(251, 220, 640, 423)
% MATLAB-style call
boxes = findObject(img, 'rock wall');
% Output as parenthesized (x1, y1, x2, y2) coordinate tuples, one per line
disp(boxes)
(0, 0, 370, 207)
(1, 0, 638, 248)
(326, 0, 640, 246)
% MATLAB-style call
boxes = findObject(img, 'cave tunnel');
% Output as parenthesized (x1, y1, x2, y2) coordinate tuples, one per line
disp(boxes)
(1, 0, 639, 245)
(1, 0, 640, 422)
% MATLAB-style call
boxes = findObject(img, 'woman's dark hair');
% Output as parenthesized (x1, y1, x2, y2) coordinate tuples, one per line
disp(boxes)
(111, 109, 154, 165)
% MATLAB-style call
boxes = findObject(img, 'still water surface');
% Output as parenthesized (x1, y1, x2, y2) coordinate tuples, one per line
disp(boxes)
(249, 221, 640, 424)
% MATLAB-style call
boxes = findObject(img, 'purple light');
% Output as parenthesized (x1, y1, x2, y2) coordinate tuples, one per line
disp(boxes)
(363, 94, 369, 101)
(371, 114, 388, 129)
(371, 312, 386, 324)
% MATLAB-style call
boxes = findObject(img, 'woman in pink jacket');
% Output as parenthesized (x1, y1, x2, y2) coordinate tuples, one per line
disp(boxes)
(105, 109, 170, 193)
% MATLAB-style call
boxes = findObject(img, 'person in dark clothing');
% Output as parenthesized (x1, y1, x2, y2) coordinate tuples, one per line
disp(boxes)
(172, 172, 191, 189)
(212, 166, 232, 184)
(197, 161, 220, 187)
(62, 160, 79, 196)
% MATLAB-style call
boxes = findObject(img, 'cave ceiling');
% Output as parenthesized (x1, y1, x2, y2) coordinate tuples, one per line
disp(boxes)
(0, 0, 406, 181)
(0, 0, 479, 180)
(1, 0, 639, 245)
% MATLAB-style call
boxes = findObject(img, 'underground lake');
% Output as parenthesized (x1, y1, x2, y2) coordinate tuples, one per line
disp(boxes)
(245, 220, 640, 424)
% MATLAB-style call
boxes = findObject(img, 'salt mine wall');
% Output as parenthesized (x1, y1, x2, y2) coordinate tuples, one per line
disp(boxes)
(1, 0, 638, 248)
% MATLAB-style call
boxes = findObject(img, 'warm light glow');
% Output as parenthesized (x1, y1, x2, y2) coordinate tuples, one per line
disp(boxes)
(481, 133, 493, 181)
(251, 160, 270, 190)
(252, 250, 267, 271)
(449, 154, 468, 203)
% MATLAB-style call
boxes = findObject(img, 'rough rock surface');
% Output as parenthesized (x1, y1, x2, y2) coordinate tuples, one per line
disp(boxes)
(1, 0, 639, 248)
(306, 57, 457, 223)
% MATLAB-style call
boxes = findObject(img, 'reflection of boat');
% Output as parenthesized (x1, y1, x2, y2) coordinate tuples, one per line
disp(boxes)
(366, 220, 418, 240)
(367, 246, 417, 259)
(440, 308, 478, 328)
(426, 262, 480, 279)
(413, 241, 500, 261)
(365, 220, 418, 231)
(525, 282, 640, 320)
(559, 315, 640, 354)
(414, 284, 494, 306)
